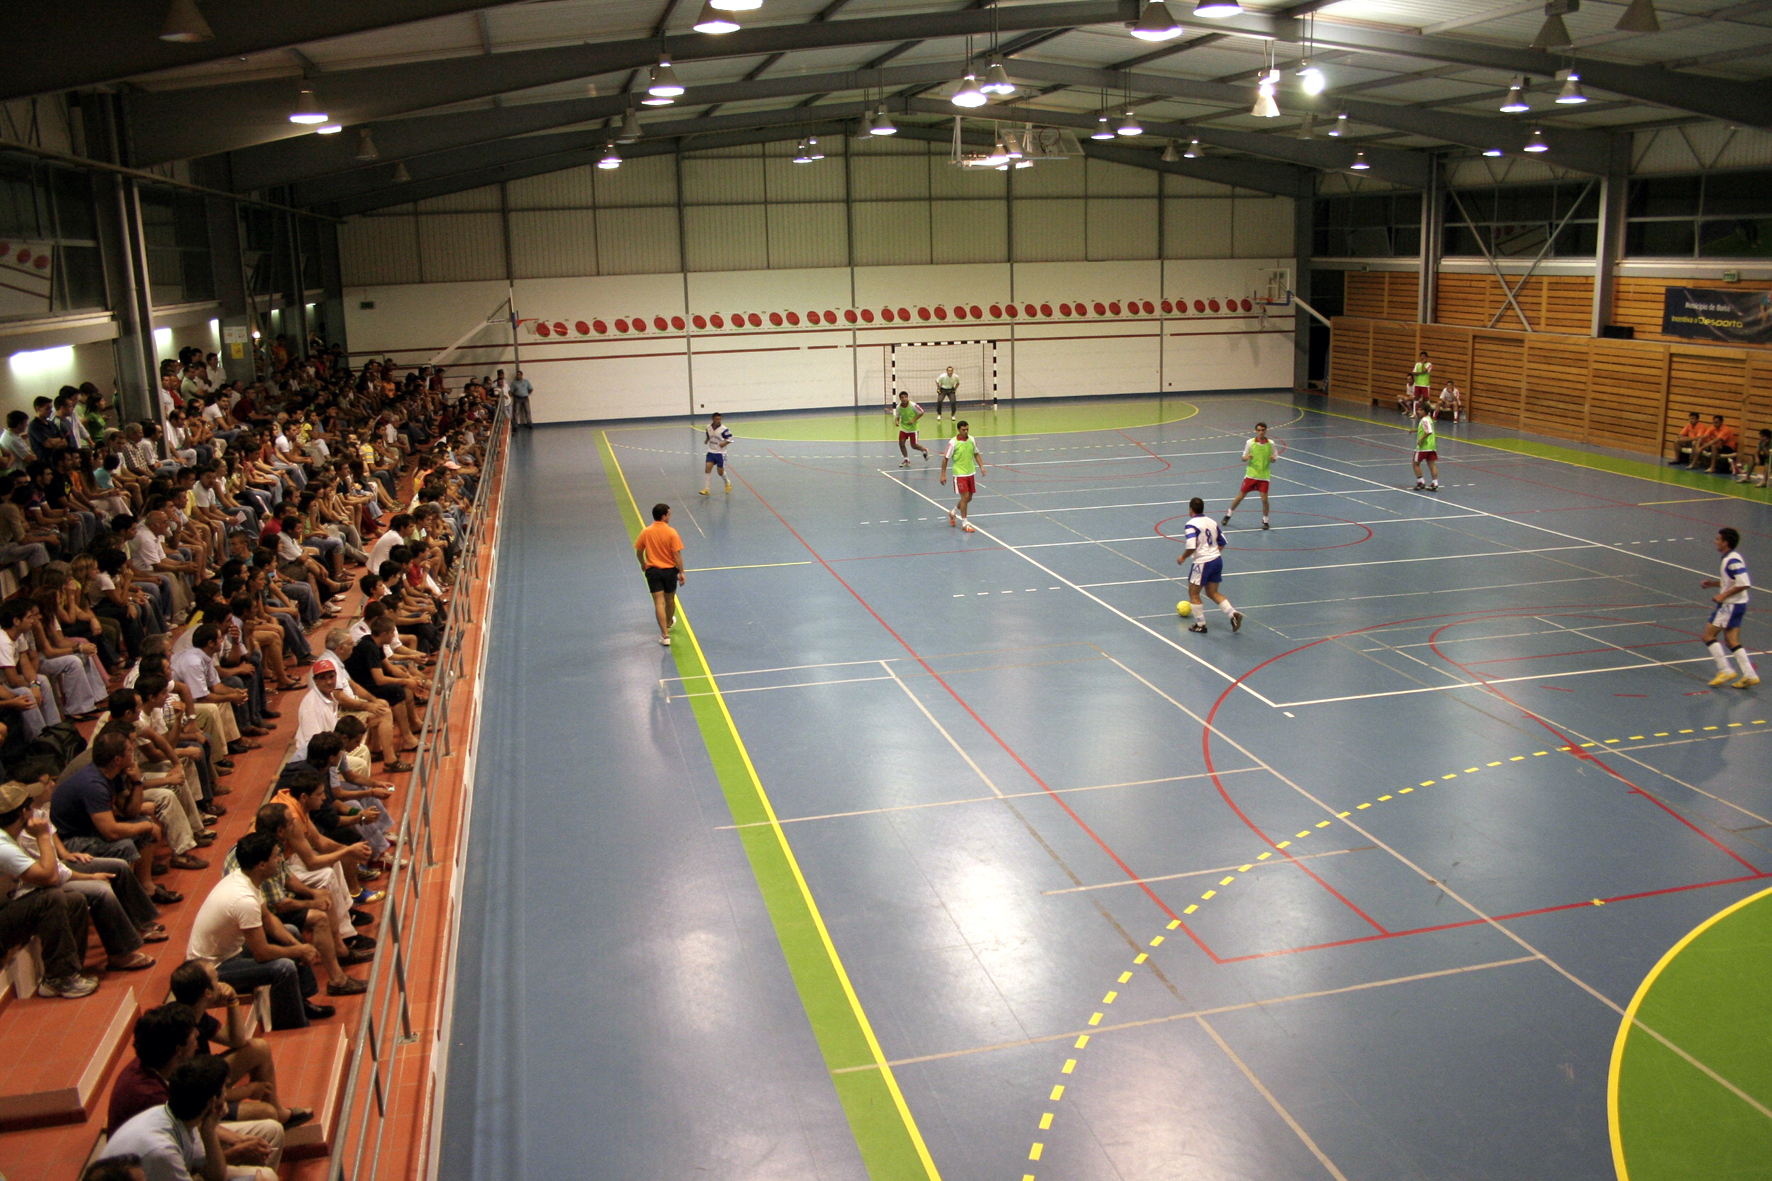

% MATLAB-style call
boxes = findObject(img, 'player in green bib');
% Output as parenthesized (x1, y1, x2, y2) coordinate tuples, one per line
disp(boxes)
(1221, 421, 1277, 530)
(1403, 350, 1433, 416)
(894, 391, 928, 467)
(1411, 407, 1439, 491)
(941, 421, 981, 532)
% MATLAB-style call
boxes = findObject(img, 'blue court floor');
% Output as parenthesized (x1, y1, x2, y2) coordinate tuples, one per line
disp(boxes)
(441, 392, 1771, 1180)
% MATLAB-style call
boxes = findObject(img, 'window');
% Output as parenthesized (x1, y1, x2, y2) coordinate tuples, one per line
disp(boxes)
(1313, 193, 1420, 257)
(139, 189, 215, 306)
(1442, 180, 1598, 258)
(0, 154, 108, 318)
(1624, 169, 1772, 258)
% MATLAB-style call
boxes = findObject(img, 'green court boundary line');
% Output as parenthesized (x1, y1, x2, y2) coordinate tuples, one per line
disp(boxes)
(596, 431, 942, 1181)
(1607, 883, 1772, 1181)
(1276, 399, 1772, 505)
(606, 399, 1201, 442)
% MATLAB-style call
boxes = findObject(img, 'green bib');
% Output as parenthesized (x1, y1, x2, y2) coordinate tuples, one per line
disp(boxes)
(1245, 439, 1274, 481)
(896, 404, 919, 430)
(949, 437, 978, 476)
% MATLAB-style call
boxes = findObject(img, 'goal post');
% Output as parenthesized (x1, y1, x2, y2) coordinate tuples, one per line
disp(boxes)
(887, 340, 997, 410)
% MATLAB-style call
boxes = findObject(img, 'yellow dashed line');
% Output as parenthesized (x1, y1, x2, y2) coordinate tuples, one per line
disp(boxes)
(1184, 904, 1198, 914)
(1061, 1059, 1076, 1074)
(1030, 1143, 1044, 1160)
(1133, 953, 1147, 964)
(1338, 810, 1351, 817)
(1118, 971, 1133, 983)
(1356, 802, 1372, 809)
(1166, 921, 1180, 929)
(1050, 1085, 1065, 1101)
(1238, 864, 1253, 872)
(1465, 766, 1480, 773)
(1074, 1036, 1088, 1049)
(1088, 1012, 1102, 1026)
(1316, 820, 1331, 828)
(1201, 890, 1216, 900)
(1219, 876, 1236, 885)
(1102, 991, 1118, 1004)
(1487, 761, 1502, 767)
(1421, 780, 1436, 786)
(1400, 787, 1413, 793)
(1257, 852, 1272, 860)
(1378, 794, 1393, 801)
(1039, 1113, 1053, 1130)
(1295, 830, 1311, 838)
(1150, 935, 1165, 945)
(1277, 840, 1291, 848)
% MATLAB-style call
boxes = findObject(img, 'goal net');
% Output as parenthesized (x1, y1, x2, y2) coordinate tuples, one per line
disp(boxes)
(888, 341, 994, 410)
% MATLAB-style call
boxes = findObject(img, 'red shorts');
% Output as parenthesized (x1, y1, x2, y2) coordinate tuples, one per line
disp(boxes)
(899, 430, 918, 442)
(954, 475, 976, 496)
(1415, 450, 1438, 462)
(1239, 477, 1269, 495)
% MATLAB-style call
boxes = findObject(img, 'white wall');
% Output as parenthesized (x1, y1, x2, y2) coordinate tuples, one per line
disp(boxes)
(0, 339, 117, 418)
(344, 256, 1294, 423)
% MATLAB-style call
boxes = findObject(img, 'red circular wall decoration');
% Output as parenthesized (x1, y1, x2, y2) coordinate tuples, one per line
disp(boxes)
(747, 313, 762, 327)
(1207, 299, 1220, 312)
(991, 304, 1004, 318)
(552, 321, 567, 336)
(1092, 302, 1106, 316)
(768, 312, 783, 326)
(897, 307, 910, 320)
(1142, 300, 1155, 314)
(1240, 298, 1253, 312)
(934, 306, 948, 320)
(843, 309, 857, 324)
(710, 314, 724, 328)
(785, 311, 800, 325)
(970, 305, 983, 319)
(536, 323, 553, 336)
(1039, 303, 1052, 317)
(917, 307, 930, 320)
(593, 319, 608, 333)
(953, 306, 966, 320)
(1161, 300, 1173, 314)
(881, 308, 895, 322)
(691, 315, 707, 330)
(671, 315, 685, 330)
(1193, 299, 1206, 313)
(824, 311, 837, 324)
(861, 308, 875, 322)
(1108, 301, 1122, 316)
(650, 316, 666, 331)
(610, 320, 625, 333)
(14, 248, 28, 264)
(732, 311, 744, 325)
(1058, 303, 1072, 316)
(1004, 304, 1018, 318)
(574, 321, 589, 335)
(631, 318, 647, 332)
(807, 309, 820, 323)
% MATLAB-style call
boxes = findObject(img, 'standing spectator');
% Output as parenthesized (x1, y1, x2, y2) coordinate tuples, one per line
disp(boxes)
(508, 369, 532, 429)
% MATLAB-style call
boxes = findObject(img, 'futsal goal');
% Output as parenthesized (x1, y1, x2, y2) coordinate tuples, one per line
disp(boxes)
(887, 340, 997, 410)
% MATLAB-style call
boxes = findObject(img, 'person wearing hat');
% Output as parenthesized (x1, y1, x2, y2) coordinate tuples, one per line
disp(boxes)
(0, 777, 99, 998)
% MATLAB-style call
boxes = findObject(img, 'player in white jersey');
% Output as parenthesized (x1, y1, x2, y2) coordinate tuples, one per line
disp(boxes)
(1701, 527, 1758, 688)
(700, 413, 733, 495)
(1175, 496, 1242, 633)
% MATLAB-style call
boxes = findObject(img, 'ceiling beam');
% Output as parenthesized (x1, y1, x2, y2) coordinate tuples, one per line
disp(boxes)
(328, 121, 854, 217)
(2, 0, 514, 102)
(121, 0, 1139, 165)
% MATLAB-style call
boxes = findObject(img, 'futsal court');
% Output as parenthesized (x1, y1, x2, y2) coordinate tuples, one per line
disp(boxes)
(445, 391, 1771, 1181)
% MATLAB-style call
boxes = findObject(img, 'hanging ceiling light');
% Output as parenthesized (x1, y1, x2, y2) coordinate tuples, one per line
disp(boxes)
(1483, 146, 1505, 156)
(981, 59, 1017, 95)
(1531, 7, 1573, 51)
(1297, 113, 1315, 140)
(617, 109, 642, 143)
(869, 108, 897, 135)
(1252, 68, 1281, 118)
(159, 0, 213, 42)
(1161, 140, 1180, 163)
(1003, 132, 1023, 160)
(1524, 128, 1550, 152)
(806, 136, 825, 160)
(693, 2, 740, 33)
(1183, 138, 1201, 158)
(951, 71, 988, 107)
(1296, 62, 1326, 96)
(288, 89, 328, 125)
(315, 124, 342, 134)
(1192, 0, 1242, 15)
(355, 129, 380, 161)
(1350, 150, 1370, 170)
(1500, 77, 1530, 113)
(1327, 111, 1348, 137)
(1131, 1, 1183, 41)
(708, 0, 762, 8)
(641, 90, 675, 106)
(1117, 109, 1144, 136)
(1091, 114, 1116, 141)
(598, 142, 623, 170)
(793, 140, 815, 164)
(392, 162, 412, 183)
(1616, 0, 1660, 32)
(1555, 70, 1587, 103)
(648, 58, 685, 97)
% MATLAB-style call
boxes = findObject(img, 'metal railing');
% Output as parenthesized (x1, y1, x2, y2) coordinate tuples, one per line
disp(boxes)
(326, 404, 512, 1181)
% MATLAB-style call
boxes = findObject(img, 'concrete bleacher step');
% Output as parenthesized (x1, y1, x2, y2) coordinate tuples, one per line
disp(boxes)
(0, 984, 138, 1127)
(270, 1022, 352, 1160)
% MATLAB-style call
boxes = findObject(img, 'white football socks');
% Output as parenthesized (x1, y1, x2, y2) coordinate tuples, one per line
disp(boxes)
(1734, 647, 1758, 678)
(1220, 599, 1237, 620)
(1709, 640, 1733, 672)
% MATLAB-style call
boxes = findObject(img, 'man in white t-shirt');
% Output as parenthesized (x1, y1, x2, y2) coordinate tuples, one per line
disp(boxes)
(1175, 496, 1242, 634)
(0, 598, 59, 738)
(700, 413, 733, 495)
(366, 514, 411, 575)
(188, 831, 327, 1028)
(934, 366, 959, 419)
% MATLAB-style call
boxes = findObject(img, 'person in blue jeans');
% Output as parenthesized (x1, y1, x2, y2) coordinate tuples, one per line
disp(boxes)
(186, 831, 332, 1029)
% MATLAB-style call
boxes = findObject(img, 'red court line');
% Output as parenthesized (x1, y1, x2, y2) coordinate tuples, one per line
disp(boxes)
(1465, 636, 1693, 665)
(829, 548, 978, 562)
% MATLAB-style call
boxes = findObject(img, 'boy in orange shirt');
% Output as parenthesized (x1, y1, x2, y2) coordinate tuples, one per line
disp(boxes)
(634, 503, 686, 647)
(1671, 412, 1710, 465)
(1695, 415, 1738, 473)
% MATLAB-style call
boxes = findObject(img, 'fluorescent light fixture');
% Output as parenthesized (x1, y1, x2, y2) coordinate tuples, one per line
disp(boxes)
(1617, 0, 1659, 32)
(1014, 159, 1033, 168)
(1524, 128, 1550, 152)
(1131, 1, 1183, 40)
(1296, 63, 1326, 96)
(598, 142, 622, 169)
(1183, 138, 1201, 159)
(648, 59, 684, 97)
(1252, 68, 1281, 118)
(869, 108, 897, 135)
(806, 136, 825, 160)
(153, 327, 173, 353)
(7, 345, 73, 375)
(1483, 146, 1505, 156)
(982, 59, 1017, 95)
(289, 89, 328, 124)
(1555, 71, 1587, 103)
(951, 72, 988, 107)
(1500, 78, 1530, 113)
(693, 2, 740, 33)
(1327, 111, 1348, 137)
(793, 141, 814, 164)
(159, 0, 213, 42)
(1192, 0, 1242, 15)
(1117, 109, 1144, 135)
(356, 129, 380, 161)
(315, 124, 341, 134)
(616, 110, 642, 143)
(1350, 150, 1370, 170)
(1161, 140, 1180, 162)
(641, 93, 675, 106)
(392, 162, 412, 183)
(708, 0, 762, 8)
(1091, 114, 1116, 140)
(1531, 12, 1572, 50)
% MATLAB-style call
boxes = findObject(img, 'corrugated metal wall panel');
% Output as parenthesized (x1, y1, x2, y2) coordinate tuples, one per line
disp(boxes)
(930, 159, 1006, 199)
(508, 209, 598, 278)
(1713, 128, 1772, 171)
(1162, 174, 1236, 197)
(932, 200, 1007, 264)
(596, 154, 677, 206)
(1087, 198, 1157, 260)
(764, 152, 846, 202)
(682, 153, 764, 204)
(1164, 198, 1232, 257)
(852, 201, 931, 266)
(850, 135, 927, 156)
(597, 207, 680, 274)
(339, 215, 421, 286)
(1232, 197, 1295, 257)
(685, 205, 767, 272)
(1087, 159, 1158, 197)
(851, 154, 930, 200)
(506, 166, 598, 209)
(1011, 160, 1085, 198)
(416, 212, 504, 282)
(1013, 198, 1086, 262)
(414, 185, 501, 213)
(1632, 127, 1704, 175)
(767, 203, 847, 269)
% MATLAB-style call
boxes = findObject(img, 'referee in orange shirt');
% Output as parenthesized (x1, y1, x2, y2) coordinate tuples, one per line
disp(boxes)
(634, 502, 686, 646)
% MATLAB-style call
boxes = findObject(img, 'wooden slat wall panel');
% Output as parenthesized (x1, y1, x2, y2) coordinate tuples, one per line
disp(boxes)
(1523, 337, 1590, 442)
(1471, 335, 1525, 429)
(1384, 272, 1421, 321)
(1666, 350, 1748, 445)
(1419, 324, 1471, 393)
(1612, 277, 1772, 345)
(1329, 319, 1372, 398)
(1372, 323, 1420, 403)
(1744, 356, 1772, 453)
(1434, 273, 1592, 333)
(1587, 342, 1667, 452)
(1436, 273, 1509, 329)
(1344, 272, 1389, 318)
(1542, 276, 1595, 334)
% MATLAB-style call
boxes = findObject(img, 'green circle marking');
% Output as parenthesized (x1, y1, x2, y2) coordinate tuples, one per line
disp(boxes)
(1611, 885, 1772, 1180)
(734, 398, 1200, 442)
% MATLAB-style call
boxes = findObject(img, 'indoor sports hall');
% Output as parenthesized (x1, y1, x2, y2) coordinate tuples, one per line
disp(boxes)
(6, 4, 1772, 1181)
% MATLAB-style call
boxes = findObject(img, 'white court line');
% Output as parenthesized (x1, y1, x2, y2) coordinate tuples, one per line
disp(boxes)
(666, 673, 896, 700)
(1271, 654, 1721, 708)
(879, 471, 1277, 705)
(1042, 844, 1369, 895)
(1076, 543, 1603, 587)
(1013, 512, 1486, 549)
(1218, 574, 1616, 615)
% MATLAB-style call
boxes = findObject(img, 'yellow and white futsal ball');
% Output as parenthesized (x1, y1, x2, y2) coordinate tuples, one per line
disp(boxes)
(1177, 600, 1193, 618)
